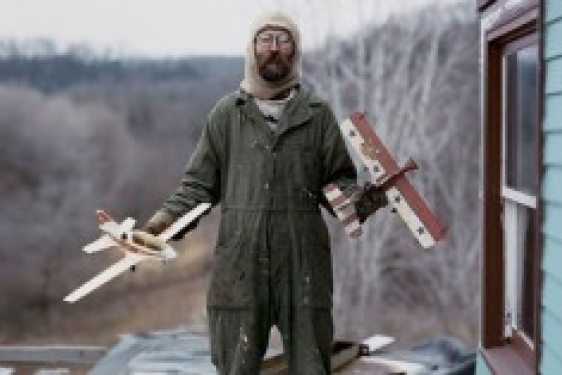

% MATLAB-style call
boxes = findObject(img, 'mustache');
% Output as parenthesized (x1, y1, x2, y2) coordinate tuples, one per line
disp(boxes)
(264, 54, 290, 66)
(265, 54, 283, 63)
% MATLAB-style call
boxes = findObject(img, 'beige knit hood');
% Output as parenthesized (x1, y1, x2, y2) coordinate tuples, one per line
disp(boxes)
(240, 11, 301, 100)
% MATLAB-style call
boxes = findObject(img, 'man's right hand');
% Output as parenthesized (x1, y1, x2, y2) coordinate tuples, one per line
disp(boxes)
(142, 209, 201, 240)
(142, 211, 175, 236)
(134, 211, 174, 272)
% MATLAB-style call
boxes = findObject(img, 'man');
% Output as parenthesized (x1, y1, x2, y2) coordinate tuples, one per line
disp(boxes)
(143, 11, 387, 375)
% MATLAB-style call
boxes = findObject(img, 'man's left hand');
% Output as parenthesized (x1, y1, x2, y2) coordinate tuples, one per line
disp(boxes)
(355, 183, 388, 223)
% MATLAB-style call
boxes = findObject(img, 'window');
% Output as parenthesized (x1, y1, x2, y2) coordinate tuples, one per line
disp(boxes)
(480, 3, 541, 374)
(502, 39, 538, 347)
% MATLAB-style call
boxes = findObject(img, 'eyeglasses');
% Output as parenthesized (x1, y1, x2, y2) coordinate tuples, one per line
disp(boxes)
(255, 31, 293, 48)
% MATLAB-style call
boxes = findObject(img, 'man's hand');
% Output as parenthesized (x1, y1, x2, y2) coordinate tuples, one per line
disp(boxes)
(142, 211, 175, 236)
(142, 207, 207, 241)
(131, 230, 168, 251)
(128, 229, 169, 272)
(355, 183, 388, 223)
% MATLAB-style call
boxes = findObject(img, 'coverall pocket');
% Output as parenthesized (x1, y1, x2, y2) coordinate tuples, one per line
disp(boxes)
(215, 210, 245, 249)
(208, 241, 255, 307)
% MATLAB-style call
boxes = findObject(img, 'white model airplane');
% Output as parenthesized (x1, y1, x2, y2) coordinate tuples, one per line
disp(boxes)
(64, 203, 211, 303)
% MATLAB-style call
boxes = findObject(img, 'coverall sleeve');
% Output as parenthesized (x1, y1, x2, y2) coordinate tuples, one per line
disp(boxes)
(160, 111, 222, 220)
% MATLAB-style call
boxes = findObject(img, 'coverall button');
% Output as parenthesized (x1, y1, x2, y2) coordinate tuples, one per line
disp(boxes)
(264, 183, 270, 190)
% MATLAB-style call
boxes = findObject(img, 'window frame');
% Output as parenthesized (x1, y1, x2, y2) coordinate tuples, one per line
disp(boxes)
(481, 2, 543, 375)
(501, 33, 539, 349)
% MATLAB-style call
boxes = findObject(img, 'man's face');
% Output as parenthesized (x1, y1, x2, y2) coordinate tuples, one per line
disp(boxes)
(254, 27, 295, 82)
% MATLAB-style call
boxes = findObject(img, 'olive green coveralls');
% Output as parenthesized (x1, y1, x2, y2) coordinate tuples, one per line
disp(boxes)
(160, 88, 365, 374)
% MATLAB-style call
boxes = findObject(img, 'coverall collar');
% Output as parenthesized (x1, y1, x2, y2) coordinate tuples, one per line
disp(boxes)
(234, 88, 322, 139)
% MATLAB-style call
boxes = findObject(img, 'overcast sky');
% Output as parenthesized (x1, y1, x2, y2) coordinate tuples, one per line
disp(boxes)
(0, 0, 461, 57)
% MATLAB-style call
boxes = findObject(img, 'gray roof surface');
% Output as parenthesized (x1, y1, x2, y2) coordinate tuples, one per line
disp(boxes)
(88, 330, 475, 375)
(89, 330, 216, 375)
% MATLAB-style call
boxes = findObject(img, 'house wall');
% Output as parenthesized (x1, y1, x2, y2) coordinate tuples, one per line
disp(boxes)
(476, 355, 492, 375)
(540, 1, 562, 374)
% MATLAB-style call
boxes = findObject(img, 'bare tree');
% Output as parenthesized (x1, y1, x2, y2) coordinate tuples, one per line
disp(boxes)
(0, 84, 141, 328)
(0, 57, 241, 341)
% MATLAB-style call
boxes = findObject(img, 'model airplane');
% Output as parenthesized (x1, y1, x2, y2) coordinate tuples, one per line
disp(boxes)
(64, 203, 211, 303)
(337, 113, 446, 248)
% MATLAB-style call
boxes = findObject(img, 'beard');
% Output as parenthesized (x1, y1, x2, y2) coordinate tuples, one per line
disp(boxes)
(256, 53, 292, 82)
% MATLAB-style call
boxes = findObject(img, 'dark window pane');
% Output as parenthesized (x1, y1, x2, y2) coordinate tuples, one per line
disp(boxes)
(505, 45, 538, 195)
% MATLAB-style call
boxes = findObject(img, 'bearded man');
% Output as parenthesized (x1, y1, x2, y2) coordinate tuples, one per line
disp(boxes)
(143, 11, 387, 375)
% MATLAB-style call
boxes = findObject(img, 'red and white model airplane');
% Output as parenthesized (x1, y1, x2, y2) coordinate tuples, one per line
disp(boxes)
(335, 113, 446, 248)
(64, 203, 211, 303)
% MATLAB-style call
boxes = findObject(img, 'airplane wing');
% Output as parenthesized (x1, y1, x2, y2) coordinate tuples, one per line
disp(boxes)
(99, 221, 122, 235)
(158, 203, 212, 242)
(340, 113, 446, 248)
(100, 218, 135, 236)
(323, 183, 362, 238)
(384, 183, 444, 248)
(64, 253, 142, 303)
(83, 235, 116, 253)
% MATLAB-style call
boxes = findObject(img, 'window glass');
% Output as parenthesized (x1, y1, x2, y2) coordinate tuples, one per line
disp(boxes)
(505, 45, 538, 195)
(503, 202, 536, 342)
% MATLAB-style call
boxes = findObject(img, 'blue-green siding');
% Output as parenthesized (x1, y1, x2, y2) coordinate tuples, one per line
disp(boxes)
(476, 355, 492, 375)
(540, 345, 562, 375)
(546, 0, 562, 24)
(545, 19, 562, 59)
(544, 93, 562, 131)
(545, 59, 562, 94)
(542, 0, 562, 374)
(542, 168, 562, 205)
(542, 201, 562, 241)
(544, 133, 562, 163)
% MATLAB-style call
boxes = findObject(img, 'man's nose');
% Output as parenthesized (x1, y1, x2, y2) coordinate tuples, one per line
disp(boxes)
(269, 39, 280, 51)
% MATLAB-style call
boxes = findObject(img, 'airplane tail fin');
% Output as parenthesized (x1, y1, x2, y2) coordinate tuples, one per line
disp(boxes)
(96, 209, 114, 224)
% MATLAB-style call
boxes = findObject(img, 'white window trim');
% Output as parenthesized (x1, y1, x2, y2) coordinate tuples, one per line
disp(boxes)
(502, 186, 537, 208)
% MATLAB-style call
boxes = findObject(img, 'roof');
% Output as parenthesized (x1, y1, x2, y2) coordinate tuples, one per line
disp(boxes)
(89, 330, 215, 375)
(88, 330, 475, 374)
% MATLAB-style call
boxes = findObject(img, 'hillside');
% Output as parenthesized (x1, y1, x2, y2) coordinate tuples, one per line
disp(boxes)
(0, 50, 242, 344)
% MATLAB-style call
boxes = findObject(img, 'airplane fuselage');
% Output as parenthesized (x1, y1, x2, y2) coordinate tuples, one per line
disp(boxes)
(102, 229, 170, 260)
